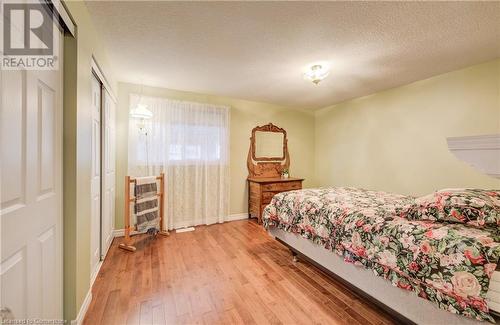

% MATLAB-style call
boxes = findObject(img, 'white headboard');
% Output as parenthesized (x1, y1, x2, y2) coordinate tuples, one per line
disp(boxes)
(447, 134, 500, 179)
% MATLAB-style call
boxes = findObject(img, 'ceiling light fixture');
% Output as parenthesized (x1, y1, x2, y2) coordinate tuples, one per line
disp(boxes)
(304, 64, 329, 85)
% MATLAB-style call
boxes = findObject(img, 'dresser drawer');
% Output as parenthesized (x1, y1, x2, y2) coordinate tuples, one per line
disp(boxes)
(248, 177, 304, 224)
(262, 181, 302, 192)
(249, 181, 260, 194)
(262, 191, 278, 204)
(249, 200, 260, 216)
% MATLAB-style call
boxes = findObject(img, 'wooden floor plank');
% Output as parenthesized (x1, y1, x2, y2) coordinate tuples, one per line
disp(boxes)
(83, 220, 396, 325)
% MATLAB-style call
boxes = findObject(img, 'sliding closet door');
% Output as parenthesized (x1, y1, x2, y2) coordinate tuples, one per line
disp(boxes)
(90, 74, 101, 281)
(101, 89, 116, 256)
(0, 23, 63, 320)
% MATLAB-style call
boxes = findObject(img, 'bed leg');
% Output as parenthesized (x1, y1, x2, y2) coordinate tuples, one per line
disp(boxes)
(291, 250, 298, 262)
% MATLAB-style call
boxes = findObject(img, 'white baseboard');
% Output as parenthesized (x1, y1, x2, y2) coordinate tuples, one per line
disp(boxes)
(113, 213, 249, 237)
(113, 228, 125, 237)
(74, 233, 114, 324)
(226, 213, 249, 221)
(113, 228, 147, 237)
(71, 289, 92, 325)
(101, 237, 113, 260)
(89, 261, 102, 289)
(90, 236, 113, 285)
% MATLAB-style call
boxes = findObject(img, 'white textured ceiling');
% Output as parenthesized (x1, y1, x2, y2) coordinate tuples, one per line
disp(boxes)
(85, 1, 500, 110)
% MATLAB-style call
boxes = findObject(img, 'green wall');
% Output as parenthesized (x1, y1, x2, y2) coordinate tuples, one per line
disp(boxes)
(62, 2, 499, 322)
(115, 82, 316, 229)
(63, 1, 117, 322)
(315, 59, 500, 195)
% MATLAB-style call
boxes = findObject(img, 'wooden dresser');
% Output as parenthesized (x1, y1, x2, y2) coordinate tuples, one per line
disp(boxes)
(248, 177, 304, 224)
(246, 122, 303, 224)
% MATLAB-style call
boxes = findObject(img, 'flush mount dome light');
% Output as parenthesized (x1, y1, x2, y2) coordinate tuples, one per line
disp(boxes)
(130, 103, 153, 119)
(304, 64, 330, 85)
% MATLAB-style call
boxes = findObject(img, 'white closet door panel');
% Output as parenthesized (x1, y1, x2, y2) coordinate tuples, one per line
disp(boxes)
(0, 71, 25, 211)
(90, 74, 101, 280)
(37, 227, 57, 317)
(38, 81, 56, 195)
(101, 89, 115, 255)
(0, 249, 27, 319)
(1, 21, 63, 320)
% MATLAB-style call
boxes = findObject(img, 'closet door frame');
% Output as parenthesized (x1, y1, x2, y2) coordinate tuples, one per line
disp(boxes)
(90, 72, 101, 284)
(101, 86, 116, 258)
(0, 1, 75, 319)
(90, 59, 116, 285)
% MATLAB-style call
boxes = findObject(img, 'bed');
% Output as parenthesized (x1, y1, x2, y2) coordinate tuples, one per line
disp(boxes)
(262, 187, 500, 324)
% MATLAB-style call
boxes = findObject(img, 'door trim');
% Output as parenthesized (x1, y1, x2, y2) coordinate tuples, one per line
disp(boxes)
(91, 58, 117, 102)
(71, 290, 92, 325)
(89, 73, 102, 282)
(89, 60, 116, 276)
(44, 0, 76, 36)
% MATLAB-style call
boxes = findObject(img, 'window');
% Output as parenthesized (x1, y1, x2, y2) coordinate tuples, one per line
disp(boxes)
(128, 94, 230, 228)
(129, 94, 229, 167)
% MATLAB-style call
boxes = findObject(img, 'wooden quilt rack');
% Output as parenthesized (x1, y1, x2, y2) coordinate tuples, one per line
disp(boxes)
(119, 173, 169, 252)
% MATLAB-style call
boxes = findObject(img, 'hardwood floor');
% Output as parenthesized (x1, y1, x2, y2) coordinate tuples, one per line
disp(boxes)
(83, 220, 396, 325)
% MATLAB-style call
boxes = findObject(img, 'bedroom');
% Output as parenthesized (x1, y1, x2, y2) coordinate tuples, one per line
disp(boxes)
(0, 1, 499, 324)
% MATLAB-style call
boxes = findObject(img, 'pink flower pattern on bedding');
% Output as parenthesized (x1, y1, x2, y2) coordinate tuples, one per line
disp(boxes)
(402, 189, 500, 227)
(262, 187, 500, 322)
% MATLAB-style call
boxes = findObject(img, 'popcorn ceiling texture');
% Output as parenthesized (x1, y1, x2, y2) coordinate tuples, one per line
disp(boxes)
(86, 1, 500, 110)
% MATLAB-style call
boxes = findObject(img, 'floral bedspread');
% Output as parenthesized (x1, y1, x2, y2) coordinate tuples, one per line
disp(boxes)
(262, 187, 500, 322)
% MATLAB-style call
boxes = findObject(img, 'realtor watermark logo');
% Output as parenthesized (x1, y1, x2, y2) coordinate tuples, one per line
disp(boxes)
(1, 0, 60, 70)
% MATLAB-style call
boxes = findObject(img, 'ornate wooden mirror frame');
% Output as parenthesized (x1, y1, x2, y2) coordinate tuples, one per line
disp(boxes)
(251, 123, 286, 161)
(247, 123, 290, 178)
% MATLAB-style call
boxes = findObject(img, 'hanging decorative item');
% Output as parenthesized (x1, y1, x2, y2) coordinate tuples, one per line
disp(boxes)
(130, 84, 153, 133)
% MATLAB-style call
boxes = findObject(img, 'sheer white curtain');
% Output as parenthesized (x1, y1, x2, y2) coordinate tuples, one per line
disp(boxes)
(128, 94, 230, 229)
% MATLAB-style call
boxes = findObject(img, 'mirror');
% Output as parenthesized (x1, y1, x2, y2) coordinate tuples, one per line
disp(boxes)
(247, 122, 290, 177)
(254, 131, 284, 159)
(249, 122, 288, 162)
